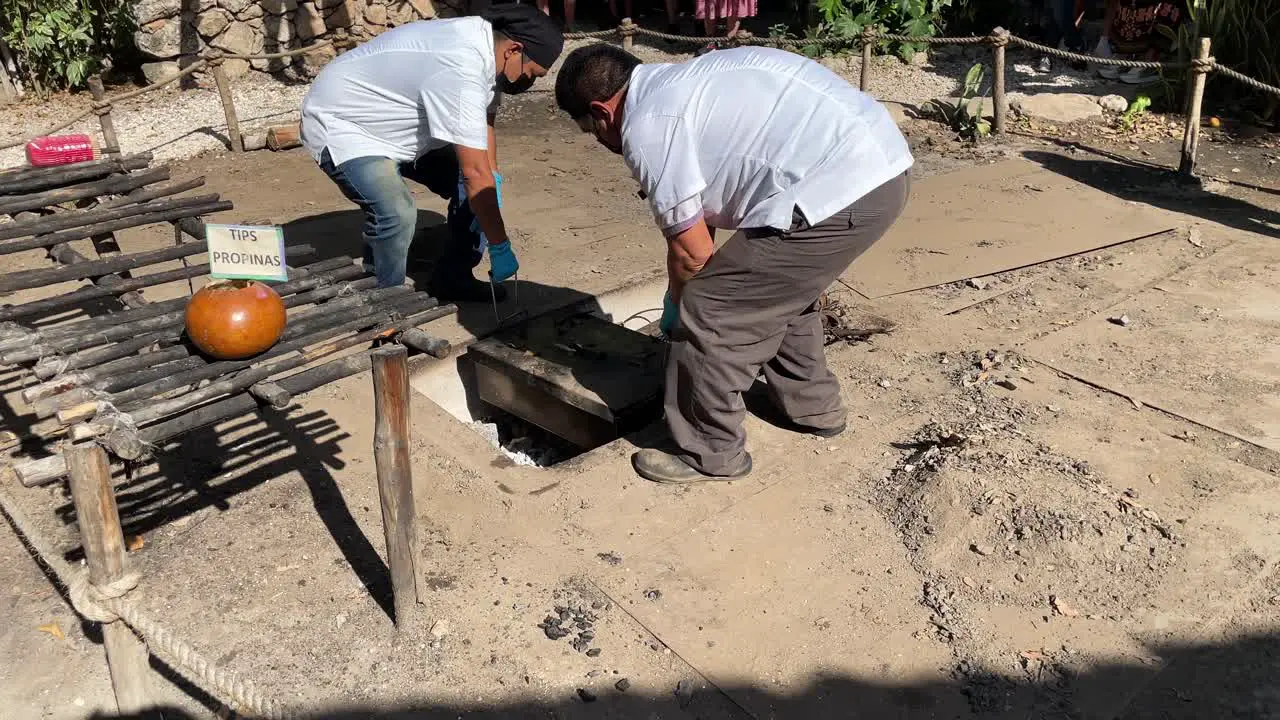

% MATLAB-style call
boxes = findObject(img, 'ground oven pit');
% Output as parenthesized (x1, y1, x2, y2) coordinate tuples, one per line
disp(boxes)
(410, 281, 669, 468)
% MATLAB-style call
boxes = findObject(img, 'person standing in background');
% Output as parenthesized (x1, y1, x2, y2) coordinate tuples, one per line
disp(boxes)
(697, 0, 754, 38)
(537, 0, 576, 31)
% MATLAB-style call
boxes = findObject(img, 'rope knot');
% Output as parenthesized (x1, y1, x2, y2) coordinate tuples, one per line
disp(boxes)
(989, 27, 1010, 47)
(204, 50, 225, 65)
(91, 101, 112, 116)
(1190, 57, 1214, 72)
(619, 19, 637, 36)
(69, 570, 140, 623)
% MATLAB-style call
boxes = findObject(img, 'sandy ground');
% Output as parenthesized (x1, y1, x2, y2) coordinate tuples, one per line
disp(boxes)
(1, 58, 1280, 720)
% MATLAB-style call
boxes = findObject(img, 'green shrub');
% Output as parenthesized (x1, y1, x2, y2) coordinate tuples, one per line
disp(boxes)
(800, 0, 954, 61)
(1, 0, 135, 91)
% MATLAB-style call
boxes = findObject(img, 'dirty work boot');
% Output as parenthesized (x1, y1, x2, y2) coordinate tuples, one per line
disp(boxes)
(631, 449, 752, 485)
(429, 270, 506, 304)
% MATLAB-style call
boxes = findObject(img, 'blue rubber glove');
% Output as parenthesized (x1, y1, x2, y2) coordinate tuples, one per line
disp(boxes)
(488, 240, 519, 282)
(659, 292, 679, 335)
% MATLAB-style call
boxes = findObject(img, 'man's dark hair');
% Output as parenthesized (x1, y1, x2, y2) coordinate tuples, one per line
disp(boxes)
(555, 44, 641, 120)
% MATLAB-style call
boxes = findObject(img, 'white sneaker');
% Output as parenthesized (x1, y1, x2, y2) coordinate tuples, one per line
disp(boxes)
(1093, 37, 1120, 78)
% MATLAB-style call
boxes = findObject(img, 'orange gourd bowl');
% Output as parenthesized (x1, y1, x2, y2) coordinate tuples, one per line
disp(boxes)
(184, 280, 287, 360)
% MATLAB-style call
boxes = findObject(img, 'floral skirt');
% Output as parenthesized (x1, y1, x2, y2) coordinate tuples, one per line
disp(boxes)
(1112, 0, 1182, 54)
(695, 0, 756, 20)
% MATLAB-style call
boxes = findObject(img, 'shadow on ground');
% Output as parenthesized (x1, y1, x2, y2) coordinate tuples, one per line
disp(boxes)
(87, 631, 1280, 719)
(1022, 149, 1280, 239)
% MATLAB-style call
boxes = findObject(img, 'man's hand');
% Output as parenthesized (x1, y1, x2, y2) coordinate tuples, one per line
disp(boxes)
(665, 216, 715, 302)
(488, 240, 519, 282)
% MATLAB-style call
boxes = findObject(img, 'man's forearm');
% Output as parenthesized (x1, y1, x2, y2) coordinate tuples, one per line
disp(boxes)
(461, 168, 507, 245)
(486, 122, 498, 172)
(665, 219, 715, 301)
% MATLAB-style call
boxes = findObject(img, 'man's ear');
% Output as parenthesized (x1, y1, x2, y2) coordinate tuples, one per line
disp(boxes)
(588, 100, 611, 124)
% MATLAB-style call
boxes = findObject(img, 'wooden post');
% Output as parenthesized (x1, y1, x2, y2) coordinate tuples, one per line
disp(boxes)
(621, 18, 635, 51)
(371, 344, 419, 626)
(860, 25, 875, 92)
(210, 60, 243, 153)
(992, 27, 1009, 135)
(65, 441, 152, 713)
(86, 76, 120, 155)
(1179, 37, 1212, 178)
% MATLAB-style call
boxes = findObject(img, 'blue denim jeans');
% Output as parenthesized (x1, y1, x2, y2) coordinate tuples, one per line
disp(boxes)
(318, 147, 482, 288)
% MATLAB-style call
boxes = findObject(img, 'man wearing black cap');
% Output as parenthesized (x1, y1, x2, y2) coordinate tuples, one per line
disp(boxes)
(300, 6, 564, 300)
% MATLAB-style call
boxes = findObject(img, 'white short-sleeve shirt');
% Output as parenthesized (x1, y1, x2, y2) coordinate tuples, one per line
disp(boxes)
(621, 47, 913, 233)
(301, 18, 497, 166)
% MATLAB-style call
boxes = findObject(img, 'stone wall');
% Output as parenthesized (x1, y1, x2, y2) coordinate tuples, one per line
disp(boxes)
(131, 0, 451, 83)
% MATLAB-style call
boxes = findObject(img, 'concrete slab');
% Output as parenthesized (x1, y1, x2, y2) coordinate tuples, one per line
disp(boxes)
(467, 309, 665, 449)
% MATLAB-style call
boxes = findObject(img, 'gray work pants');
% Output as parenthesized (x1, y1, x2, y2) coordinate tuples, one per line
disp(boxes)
(665, 172, 911, 475)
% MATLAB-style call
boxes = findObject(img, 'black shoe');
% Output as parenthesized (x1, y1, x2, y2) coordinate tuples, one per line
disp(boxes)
(743, 385, 847, 438)
(430, 272, 507, 303)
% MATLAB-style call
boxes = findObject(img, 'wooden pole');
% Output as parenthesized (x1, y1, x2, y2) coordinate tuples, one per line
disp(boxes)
(210, 60, 243, 153)
(621, 18, 635, 51)
(860, 25, 875, 92)
(64, 441, 152, 713)
(371, 344, 420, 626)
(1179, 37, 1212, 177)
(992, 28, 1009, 135)
(86, 76, 120, 155)
(265, 124, 300, 151)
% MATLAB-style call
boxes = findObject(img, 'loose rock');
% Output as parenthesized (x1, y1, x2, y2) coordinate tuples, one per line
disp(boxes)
(615, 678, 631, 692)
(1098, 94, 1130, 113)
(972, 543, 996, 557)
(1108, 314, 1131, 327)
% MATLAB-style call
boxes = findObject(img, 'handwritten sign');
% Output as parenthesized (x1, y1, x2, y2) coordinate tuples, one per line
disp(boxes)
(206, 224, 287, 282)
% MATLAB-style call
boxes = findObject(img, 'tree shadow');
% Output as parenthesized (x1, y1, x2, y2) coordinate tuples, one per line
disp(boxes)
(1021, 149, 1280, 239)
(51, 403, 397, 619)
(282, 209, 449, 269)
(85, 631, 1280, 720)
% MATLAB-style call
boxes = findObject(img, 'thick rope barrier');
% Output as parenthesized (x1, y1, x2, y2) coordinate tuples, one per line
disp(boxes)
(0, 482, 292, 719)
(1006, 35, 1174, 70)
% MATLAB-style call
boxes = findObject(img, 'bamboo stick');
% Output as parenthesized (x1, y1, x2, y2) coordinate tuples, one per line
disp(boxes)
(0, 167, 170, 216)
(57, 289, 426, 423)
(0, 194, 223, 244)
(0, 238, 313, 295)
(33, 332, 169, 380)
(0, 153, 151, 196)
(23, 344, 192, 403)
(97, 176, 205, 210)
(0, 253, 352, 324)
(46, 241, 147, 310)
(0, 199, 232, 256)
(2, 258, 359, 364)
(17, 305, 457, 483)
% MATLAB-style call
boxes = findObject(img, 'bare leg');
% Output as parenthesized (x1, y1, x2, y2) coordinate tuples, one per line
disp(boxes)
(665, 0, 679, 27)
(608, 0, 617, 17)
(703, 16, 716, 36)
(624, 0, 633, 19)
(536, 0, 549, 15)
(725, 14, 741, 37)
(564, 0, 575, 27)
